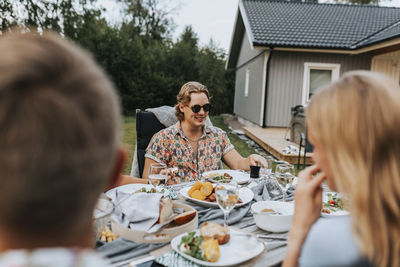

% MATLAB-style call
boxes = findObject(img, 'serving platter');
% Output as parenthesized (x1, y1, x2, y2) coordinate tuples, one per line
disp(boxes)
(179, 186, 254, 208)
(202, 169, 250, 185)
(105, 184, 171, 202)
(171, 229, 265, 266)
(111, 201, 198, 243)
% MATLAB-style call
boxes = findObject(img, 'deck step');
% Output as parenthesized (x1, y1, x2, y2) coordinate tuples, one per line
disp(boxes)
(243, 127, 313, 166)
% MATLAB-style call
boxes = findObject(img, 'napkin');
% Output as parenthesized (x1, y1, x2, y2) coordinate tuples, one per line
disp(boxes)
(252, 178, 295, 202)
(97, 238, 166, 264)
(111, 191, 164, 232)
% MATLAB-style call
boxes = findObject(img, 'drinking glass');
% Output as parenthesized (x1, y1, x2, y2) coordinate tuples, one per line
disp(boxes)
(264, 156, 275, 176)
(148, 163, 167, 189)
(215, 182, 239, 229)
(93, 194, 115, 242)
(275, 163, 295, 202)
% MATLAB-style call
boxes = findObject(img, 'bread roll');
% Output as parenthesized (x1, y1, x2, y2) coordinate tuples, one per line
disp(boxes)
(200, 222, 230, 245)
(158, 197, 173, 223)
(173, 210, 196, 225)
(202, 238, 220, 262)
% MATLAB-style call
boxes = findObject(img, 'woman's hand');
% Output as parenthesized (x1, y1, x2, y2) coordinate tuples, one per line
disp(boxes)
(293, 165, 326, 229)
(283, 165, 326, 267)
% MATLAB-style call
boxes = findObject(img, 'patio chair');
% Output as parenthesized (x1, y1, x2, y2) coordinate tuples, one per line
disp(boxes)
(136, 109, 166, 177)
(297, 132, 313, 169)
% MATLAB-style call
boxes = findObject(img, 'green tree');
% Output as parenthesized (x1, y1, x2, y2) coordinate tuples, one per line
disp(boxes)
(197, 39, 234, 114)
(0, 0, 101, 35)
(118, 0, 175, 44)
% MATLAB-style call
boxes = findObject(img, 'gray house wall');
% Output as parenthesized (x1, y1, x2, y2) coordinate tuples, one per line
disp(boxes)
(265, 51, 372, 127)
(234, 31, 267, 126)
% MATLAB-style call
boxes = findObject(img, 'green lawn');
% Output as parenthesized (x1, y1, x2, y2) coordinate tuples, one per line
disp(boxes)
(121, 115, 257, 175)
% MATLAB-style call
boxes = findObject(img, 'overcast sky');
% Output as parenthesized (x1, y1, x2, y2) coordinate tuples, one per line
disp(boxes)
(101, 0, 400, 54)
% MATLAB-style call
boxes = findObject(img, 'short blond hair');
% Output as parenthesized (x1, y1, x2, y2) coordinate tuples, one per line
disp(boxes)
(307, 71, 400, 267)
(0, 30, 121, 242)
(175, 81, 210, 121)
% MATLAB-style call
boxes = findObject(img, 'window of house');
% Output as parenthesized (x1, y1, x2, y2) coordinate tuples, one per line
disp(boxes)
(244, 69, 250, 97)
(302, 63, 340, 104)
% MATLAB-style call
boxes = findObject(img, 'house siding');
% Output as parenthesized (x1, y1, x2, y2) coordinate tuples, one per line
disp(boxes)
(234, 31, 267, 126)
(266, 51, 372, 127)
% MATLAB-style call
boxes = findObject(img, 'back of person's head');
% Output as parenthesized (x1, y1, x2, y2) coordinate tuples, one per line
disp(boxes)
(306, 71, 400, 267)
(175, 81, 210, 121)
(0, 30, 121, 246)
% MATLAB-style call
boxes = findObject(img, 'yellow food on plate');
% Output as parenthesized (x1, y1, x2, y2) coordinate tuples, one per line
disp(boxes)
(191, 189, 206, 200)
(202, 238, 220, 262)
(188, 181, 203, 197)
(200, 182, 213, 197)
(100, 226, 117, 242)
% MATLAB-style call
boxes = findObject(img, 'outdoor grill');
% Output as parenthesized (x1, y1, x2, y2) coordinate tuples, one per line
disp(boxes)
(289, 105, 306, 145)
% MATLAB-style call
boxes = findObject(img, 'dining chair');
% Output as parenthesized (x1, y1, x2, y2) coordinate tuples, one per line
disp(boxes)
(136, 109, 166, 177)
(297, 132, 314, 169)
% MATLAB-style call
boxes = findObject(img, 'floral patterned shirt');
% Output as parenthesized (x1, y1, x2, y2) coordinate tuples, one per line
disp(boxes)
(145, 122, 234, 183)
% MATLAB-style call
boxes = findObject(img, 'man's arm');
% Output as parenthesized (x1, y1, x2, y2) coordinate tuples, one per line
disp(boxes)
(222, 149, 268, 170)
(142, 157, 159, 179)
(104, 174, 148, 191)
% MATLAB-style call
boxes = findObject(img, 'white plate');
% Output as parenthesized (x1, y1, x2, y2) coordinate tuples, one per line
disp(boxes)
(105, 184, 170, 202)
(179, 186, 254, 208)
(202, 170, 250, 185)
(171, 229, 265, 266)
(321, 192, 350, 217)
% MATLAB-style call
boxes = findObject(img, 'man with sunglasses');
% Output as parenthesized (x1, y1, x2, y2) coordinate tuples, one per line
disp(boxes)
(143, 81, 267, 184)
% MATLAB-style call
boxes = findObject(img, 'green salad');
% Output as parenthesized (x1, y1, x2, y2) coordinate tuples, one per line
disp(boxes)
(139, 187, 165, 194)
(322, 193, 344, 212)
(211, 175, 232, 183)
(179, 232, 207, 261)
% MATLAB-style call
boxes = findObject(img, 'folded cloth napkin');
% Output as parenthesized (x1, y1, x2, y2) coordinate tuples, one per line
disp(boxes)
(111, 191, 164, 232)
(189, 202, 252, 226)
(97, 238, 166, 264)
(252, 178, 295, 202)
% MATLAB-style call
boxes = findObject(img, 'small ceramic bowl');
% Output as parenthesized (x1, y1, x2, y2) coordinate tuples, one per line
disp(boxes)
(251, 201, 294, 232)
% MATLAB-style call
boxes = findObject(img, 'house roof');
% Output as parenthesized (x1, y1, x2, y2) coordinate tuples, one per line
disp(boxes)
(243, 0, 400, 49)
(227, 0, 400, 68)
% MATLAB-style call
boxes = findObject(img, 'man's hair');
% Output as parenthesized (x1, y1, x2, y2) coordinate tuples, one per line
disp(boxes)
(307, 71, 400, 267)
(175, 81, 210, 121)
(0, 30, 121, 242)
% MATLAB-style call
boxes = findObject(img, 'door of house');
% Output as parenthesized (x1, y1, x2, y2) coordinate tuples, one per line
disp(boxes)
(371, 51, 400, 84)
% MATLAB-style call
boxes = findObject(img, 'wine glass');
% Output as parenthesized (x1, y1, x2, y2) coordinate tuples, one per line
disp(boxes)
(215, 182, 239, 229)
(265, 156, 274, 176)
(148, 163, 167, 190)
(275, 163, 295, 202)
(93, 194, 115, 242)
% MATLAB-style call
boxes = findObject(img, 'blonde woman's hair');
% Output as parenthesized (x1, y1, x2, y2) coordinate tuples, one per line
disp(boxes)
(175, 81, 210, 121)
(306, 71, 400, 267)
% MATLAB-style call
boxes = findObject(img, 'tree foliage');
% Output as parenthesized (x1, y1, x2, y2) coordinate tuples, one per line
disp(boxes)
(0, 0, 234, 115)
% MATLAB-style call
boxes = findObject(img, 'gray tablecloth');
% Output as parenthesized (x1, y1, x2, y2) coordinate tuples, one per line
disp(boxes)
(97, 178, 293, 266)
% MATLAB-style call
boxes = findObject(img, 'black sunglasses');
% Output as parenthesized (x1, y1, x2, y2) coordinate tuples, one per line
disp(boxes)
(189, 103, 211, 113)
